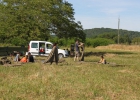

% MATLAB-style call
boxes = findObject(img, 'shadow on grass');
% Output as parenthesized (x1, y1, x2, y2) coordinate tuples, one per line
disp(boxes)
(84, 51, 135, 57)
(0, 47, 27, 56)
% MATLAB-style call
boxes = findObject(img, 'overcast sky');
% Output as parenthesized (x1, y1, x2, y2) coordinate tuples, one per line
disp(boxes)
(67, 0, 140, 32)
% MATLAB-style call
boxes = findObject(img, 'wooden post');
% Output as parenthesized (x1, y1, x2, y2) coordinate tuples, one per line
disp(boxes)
(118, 18, 120, 44)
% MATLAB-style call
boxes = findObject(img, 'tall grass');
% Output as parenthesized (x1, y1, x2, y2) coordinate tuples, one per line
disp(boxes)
(0, 45, 140, 100)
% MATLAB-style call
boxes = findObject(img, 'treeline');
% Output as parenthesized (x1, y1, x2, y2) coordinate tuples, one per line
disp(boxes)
(47, 37, 114, 48)
(84, 28, 140, 45)
(46, 28, 140, 47)
(0, 0, 85, 46)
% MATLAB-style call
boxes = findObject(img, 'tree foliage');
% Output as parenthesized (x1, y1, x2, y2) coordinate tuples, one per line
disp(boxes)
(132, 37, 140, 45)
(0, 0, 85, 46)
(84, 28, 140, 44)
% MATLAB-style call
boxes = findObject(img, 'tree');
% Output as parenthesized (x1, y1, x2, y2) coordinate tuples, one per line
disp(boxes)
(132, 37, 140, 45)
(0, 0, 86, 45)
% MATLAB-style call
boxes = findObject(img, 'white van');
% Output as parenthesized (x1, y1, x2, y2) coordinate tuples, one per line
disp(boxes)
(28, 41, 68, 58)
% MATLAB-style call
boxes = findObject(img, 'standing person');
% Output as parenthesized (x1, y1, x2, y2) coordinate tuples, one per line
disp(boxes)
(79, 42, 85, 61)
(66, 48, 70, 56)
(28, 52, 34, 62)
(44, 43, 58, 65)
(64, 49, 69, 56)
(70, 44, 74, 57)
(74, 40, 80, 61)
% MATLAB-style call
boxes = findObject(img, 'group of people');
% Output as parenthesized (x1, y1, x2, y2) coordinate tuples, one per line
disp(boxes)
(43, 40, 85, 65)
(43, 39, 106, 65)
(74, 39, 106, 64)
(63, 49, 70, 56)
(12, 40, 106, 65)
(14, 52, 34, 63)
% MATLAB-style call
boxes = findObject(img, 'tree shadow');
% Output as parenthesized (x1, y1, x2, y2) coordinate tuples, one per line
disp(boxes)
(84, 51, 135, 57)
(0, 47, 27, 57)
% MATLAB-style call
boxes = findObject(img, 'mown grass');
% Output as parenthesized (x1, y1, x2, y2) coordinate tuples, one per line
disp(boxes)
(0, 45, 140, 100)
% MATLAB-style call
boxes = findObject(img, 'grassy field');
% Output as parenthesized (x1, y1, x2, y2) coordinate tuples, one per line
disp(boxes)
(0, 44, 140, 100)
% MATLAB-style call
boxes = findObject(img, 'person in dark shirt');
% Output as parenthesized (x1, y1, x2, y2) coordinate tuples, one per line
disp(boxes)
(28, 52, 34, 62)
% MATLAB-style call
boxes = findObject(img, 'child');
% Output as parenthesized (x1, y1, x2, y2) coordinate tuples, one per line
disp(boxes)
(98, 55, 106, 64)
(14, 52, 20, 62)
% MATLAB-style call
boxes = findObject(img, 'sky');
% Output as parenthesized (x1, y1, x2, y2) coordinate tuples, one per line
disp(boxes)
(67, 0, 140, 32)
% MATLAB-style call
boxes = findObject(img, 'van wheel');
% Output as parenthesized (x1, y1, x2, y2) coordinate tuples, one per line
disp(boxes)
(58, 53, 64, 59)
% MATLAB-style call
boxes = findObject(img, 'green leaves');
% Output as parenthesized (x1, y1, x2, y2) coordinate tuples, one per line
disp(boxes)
(0, 0, 85, 45)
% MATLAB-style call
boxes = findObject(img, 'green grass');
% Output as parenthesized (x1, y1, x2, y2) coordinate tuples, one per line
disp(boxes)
(0, 46, 140, 100)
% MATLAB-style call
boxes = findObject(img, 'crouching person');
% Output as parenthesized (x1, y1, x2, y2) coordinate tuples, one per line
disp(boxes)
(98, 55, 107, 64)
(27, 52, 34, 62)
(20, 55, 28, 63)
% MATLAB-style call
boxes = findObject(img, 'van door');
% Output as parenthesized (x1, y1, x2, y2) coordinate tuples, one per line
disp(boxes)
(45, 43, 53, 56)
(30, 42, 39, 55)
(39, 42, 45, 55)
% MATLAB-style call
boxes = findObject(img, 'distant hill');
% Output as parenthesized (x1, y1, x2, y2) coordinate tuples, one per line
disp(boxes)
(84, 28, 140, 39)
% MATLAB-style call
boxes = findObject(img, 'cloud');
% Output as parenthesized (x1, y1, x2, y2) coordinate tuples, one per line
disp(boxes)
(101, 8, 126, 15)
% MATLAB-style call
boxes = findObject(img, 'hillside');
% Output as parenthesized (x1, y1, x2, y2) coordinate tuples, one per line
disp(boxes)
(84, 28, 140, 39)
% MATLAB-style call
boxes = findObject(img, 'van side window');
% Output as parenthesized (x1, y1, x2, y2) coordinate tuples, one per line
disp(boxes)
(31, 43, 38, 48)
(46, 44, 52, 49)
